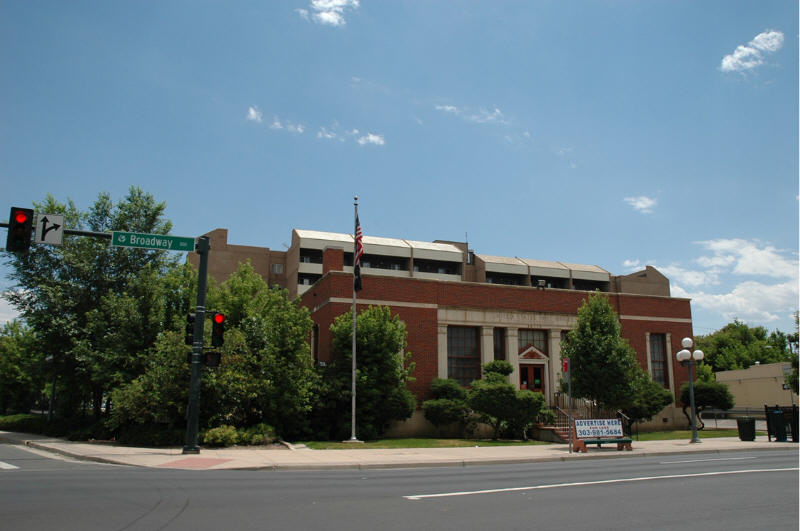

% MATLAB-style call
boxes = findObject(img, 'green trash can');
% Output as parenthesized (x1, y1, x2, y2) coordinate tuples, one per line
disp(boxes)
(737, 417, 756, 441)
(768, 410, 787, 442)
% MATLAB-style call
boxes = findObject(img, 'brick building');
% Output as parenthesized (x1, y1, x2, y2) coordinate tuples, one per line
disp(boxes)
(190, 228, 694, 433)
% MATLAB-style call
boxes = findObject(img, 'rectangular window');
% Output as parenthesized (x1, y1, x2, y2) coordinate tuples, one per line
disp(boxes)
(518, 329, 547, 353)
(447, 326, 481, 386)
(493, 328, 506, 360)
(650, 333, 667, 386)
(271, 263, 284, 274)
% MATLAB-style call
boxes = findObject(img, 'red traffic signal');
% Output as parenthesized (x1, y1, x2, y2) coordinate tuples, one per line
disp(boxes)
(211, 312, 225, 347)
(6, 207, 34, 253)
(14, 210, 29, 224)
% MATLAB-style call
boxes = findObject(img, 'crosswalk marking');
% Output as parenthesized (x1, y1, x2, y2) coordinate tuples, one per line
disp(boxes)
(0, 461, 20, 470)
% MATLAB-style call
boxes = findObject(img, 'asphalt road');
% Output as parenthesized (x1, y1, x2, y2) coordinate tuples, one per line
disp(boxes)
(1, 443, 797, 530)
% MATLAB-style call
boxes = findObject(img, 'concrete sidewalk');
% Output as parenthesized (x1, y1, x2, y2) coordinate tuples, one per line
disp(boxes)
(1, 430, 796, 471)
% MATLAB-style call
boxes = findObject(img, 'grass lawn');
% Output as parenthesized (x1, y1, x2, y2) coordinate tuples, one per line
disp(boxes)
(301, 429, 766, 449)
(633, 429, 766, 441)
(300, 438, 551, 450)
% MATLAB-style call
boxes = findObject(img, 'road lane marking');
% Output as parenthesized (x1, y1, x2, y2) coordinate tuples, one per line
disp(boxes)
(0, 461, 19, 470)
(660, 457, 758, 464)
(403, 468, 799, 500)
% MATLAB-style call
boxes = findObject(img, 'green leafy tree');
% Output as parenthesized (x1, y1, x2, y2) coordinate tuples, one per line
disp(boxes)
(696, 320, 792, 372)
(207, 262, 317, 439)
(111, 262, 318, 441)
(679, 379, 734, 430)
(3, 188, 176, 419)
(0, 321, 43, 414)
(422, 378, 469, 435)
(467, 361, 546, 440)
(624, 369, 674, 424)
(319, 306, 416, 440)
(560, 292, 639, 410)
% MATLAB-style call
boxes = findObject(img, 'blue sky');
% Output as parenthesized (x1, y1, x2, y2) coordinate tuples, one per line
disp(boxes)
(1, 1, 797, 336)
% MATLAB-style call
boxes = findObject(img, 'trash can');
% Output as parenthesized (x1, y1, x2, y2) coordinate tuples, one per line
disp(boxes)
(768, 410, 787, 442)
(736, 417, 756, 441)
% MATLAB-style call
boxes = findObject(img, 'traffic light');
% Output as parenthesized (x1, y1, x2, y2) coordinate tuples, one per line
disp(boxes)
(204, 351, 221, 368)
(211, 312, 225, 347)
(5, 207, 34, 253)
(185, 313, 196, 346)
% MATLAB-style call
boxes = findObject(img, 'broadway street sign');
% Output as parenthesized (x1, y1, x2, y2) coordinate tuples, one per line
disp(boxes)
(111, 231, 196, 252)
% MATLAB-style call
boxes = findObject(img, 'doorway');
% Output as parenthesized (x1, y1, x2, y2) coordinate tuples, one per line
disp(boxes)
(520, 364, 545, 394)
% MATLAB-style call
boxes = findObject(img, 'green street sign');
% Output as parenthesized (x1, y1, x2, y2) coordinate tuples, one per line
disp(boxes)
(111, 231, 196, 252)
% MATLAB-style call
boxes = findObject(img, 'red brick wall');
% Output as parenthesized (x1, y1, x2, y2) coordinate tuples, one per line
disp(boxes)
(322, 247, 344, 275)
(299, 271, 694, 403)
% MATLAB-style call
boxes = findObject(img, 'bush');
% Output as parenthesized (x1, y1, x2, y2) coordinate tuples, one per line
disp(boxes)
(116, 424, 184, 446)
(238, 423, 277, 445)
(202, 425, 239, 447)
(537, 407, 557, 426)
(0, 413, 45, 433)
(423, 399, 470, 431)
(429, 378, 467, 400)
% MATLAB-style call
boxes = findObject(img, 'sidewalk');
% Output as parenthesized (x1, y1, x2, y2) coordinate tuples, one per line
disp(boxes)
(1, 430, 796, 471)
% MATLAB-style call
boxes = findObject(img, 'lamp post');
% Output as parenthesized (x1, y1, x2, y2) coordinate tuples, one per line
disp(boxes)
(676, 337, 704, 444)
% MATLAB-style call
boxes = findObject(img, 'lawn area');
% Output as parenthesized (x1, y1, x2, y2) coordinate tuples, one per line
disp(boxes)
(300, 438, 551, 450)
(633, 429, 765, 441)
(301, 429, 764, 449)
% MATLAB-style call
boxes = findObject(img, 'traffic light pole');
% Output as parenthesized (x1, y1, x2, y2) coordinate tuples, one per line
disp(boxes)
(183, 236, 210, 454)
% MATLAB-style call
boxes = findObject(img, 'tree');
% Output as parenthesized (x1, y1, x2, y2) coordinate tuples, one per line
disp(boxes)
(0, 321, 43, 414)
(422, 378, 470, 435)
(3, 188, 177, 419)
(624, 369, 674, 424)
(560, 292, 639, 410)
(207, 262, 317, 439)
(110, 262, 318, 442)
(467, 361, 546, 440)
(679, 380, 734, 430)
(696, 320, 792, 372)
(319, 306, 416, 440)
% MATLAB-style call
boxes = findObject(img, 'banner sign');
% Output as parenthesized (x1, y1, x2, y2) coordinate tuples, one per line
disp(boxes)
(575, 419, 623, 438)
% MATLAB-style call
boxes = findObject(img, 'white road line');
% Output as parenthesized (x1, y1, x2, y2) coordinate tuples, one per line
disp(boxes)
(403, 468, 799, 500)
(0, 461, 20, 470)
(660, 457, 758, 464)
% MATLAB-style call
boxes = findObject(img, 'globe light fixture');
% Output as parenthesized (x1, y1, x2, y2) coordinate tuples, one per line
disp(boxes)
(676, 337, 704, 443)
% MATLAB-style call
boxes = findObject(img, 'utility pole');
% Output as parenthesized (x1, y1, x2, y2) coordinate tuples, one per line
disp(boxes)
(183, 236, 210, 454)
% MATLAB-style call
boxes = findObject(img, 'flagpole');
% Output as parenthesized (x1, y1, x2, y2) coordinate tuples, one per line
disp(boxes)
(349, 195, 360, 442)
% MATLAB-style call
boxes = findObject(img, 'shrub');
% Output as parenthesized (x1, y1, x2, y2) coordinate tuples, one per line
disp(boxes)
(202, 425, 239, 447)
(238, 423, 277, 445)
(429, 378, 467, 400)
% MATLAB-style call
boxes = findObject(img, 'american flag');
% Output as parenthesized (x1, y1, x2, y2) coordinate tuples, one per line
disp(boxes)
(354, 215, 364, 266)
(354, 214, 364, 291)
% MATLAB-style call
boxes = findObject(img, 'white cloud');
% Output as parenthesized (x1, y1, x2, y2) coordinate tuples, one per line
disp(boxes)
(246, 106, 263, 123)
(435, 104, 509, 125)
(696, 239, 797, 278)
(357, 133, 385, 146)
(298, 0, 360, 27)
(269, 116, 304, 134)
(317, 127, 338, 140)
(467, 107, 506, 124)
(720, 30, 784, 73)
(623, 196, 657, 214)
(675, 280, 798, 324)
(287, 122, 305, 134)
(435, 105, 459, 114)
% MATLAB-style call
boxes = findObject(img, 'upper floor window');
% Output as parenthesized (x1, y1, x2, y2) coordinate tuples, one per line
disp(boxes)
(519, 329, 547, 353)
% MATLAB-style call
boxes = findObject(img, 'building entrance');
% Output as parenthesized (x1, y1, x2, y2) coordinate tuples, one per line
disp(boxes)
(520, 364, 545, 394)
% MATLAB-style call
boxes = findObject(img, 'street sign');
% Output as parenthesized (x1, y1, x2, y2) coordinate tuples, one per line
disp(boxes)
(35, 214, 64, 245)
(111, 231, 196, 252)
